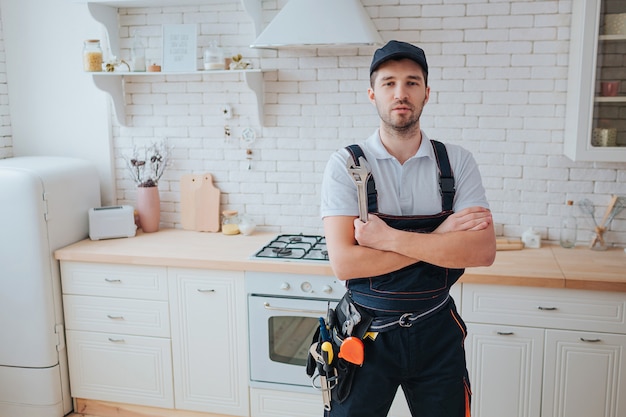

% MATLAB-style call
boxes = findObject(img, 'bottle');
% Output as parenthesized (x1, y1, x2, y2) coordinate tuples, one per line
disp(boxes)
(83, 39, 103, 72)
(559, 200, 577, 248)
(131, 31, 146, 72)
(222, 210, 240, 235)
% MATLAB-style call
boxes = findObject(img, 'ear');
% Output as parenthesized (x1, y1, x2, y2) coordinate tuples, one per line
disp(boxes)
(367, 87, 376, 105)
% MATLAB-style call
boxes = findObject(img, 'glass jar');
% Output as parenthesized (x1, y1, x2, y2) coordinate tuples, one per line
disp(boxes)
(131, 31, 146, 72)
(238, 214, 256, 235)
(83, 39, 103, 72)
(203, 41, 224, 70)
(222, 210, 240, 235)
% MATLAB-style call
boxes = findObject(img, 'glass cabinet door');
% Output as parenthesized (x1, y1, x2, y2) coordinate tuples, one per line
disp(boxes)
(593, 1, 626, 148)
(565, 0, 626, 161)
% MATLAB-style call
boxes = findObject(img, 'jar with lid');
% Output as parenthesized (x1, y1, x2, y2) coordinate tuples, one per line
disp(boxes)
(203, 41, 225, 70)
(83, 39, 103, 72)
(131, 31, 146, 72)
(222, 210, 240, 235)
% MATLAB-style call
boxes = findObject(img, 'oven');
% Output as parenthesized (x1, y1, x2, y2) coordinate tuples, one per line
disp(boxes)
(246, 234, 345, 393)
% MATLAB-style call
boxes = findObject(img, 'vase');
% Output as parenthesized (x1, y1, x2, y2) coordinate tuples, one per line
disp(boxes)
(136, 186, 160, 233)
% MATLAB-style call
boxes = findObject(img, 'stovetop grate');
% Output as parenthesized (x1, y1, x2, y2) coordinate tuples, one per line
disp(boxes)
(252, 234, 328, 261)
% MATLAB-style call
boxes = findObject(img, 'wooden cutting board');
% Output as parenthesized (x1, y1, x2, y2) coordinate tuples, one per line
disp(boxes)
(180, 173, 221, 232)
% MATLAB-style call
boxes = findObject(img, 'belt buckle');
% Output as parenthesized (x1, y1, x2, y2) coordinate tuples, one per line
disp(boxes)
(398, 313, 413, 328)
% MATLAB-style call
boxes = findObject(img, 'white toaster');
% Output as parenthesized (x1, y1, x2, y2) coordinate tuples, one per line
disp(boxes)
(88, 205, 137, 240)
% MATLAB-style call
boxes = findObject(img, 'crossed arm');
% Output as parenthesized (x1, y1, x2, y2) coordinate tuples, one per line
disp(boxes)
(323, 206, 497, 281)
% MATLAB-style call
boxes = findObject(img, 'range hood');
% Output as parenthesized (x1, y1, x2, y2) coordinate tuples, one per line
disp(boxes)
(250, 0, 383, 49)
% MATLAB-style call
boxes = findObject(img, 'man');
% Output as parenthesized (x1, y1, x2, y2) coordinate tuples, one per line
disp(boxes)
(320, 40, 496, 417)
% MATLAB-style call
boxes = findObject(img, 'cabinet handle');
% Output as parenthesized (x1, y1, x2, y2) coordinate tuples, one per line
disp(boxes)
(263, 302, 326, 315)
(580, 338, 601, 343)
(197, 288, 216, 293)
(108, 337, 125, 343)
(537, 306, 557, 311)
(107, 315, 124, 320)
(104, 278, 122, 283)
(496, 331, 514, 336)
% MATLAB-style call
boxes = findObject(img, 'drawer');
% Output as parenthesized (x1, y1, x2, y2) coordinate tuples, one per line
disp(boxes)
(63, 295, 170, 337)
(461, 284, 626, 334)
(66, 330, 173, 409)
(61, 262, 167, 300)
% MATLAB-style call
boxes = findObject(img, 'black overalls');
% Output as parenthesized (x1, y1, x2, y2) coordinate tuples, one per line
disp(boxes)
(327, 140, 472, 417)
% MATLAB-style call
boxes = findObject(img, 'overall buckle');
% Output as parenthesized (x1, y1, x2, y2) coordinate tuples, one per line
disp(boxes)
(398, 313, 413, 327)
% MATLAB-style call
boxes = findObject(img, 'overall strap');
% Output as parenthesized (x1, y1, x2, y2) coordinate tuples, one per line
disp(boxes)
(430, 140, 455, 211)
(345, 145, 378, 213)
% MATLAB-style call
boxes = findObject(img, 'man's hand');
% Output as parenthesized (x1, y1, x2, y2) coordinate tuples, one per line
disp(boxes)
(434, 206, 492, 234)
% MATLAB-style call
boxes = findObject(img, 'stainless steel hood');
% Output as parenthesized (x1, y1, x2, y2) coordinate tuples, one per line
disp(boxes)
(250, 0, 383, 49)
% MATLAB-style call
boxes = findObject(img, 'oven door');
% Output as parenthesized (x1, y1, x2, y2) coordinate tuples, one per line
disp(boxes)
(248, 294, 339, 389)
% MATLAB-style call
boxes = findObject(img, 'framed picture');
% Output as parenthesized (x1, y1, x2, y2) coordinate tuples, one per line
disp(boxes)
(162, 24, 197, 72)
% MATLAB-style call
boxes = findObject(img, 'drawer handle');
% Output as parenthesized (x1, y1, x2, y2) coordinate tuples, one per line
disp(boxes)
(580, 338, 601, 343)
(104, 278, 122, 283)
(197, 289, 216, 293)
(108, 338, 125, 343)
(497, 331, 514, 336)
(537, 306, 557, 311)
(107, 315, 124, 320)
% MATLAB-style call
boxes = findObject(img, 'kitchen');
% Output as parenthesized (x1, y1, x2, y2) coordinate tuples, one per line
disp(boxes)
(0, 0, 626, 416)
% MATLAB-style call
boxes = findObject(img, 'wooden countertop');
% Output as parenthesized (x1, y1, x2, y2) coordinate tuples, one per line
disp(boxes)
(54, 228, 626, 292)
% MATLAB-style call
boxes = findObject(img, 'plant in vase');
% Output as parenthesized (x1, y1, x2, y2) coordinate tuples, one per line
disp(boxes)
(125, 140, 172, 232)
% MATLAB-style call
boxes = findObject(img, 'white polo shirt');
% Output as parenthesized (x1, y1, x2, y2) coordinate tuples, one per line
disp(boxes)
(320, 130, 489, 218)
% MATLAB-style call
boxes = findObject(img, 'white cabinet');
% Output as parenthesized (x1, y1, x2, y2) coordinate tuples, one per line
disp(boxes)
(565, 0, 626, 161)
(462, 283, 626, 417)
(465, 323, 544, 417)
(61, 261, 174, 408)
(168, 268, 249, 416)
(542, 329, 626, 417)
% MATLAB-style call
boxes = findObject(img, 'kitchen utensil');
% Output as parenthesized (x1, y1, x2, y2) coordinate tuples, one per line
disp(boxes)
(180, 173, 221, 232)
(577, 199, 598, 226)
(346, 156, 372, 223)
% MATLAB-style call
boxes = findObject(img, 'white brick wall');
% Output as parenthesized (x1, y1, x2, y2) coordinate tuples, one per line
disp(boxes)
(1, 0, 620, 247)
(0, 9, 12, 159)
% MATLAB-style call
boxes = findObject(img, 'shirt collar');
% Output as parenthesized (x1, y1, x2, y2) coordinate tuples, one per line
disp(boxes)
(367, 129, 435, 162)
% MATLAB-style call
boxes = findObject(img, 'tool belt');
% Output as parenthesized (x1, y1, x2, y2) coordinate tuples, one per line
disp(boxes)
(306, 293, 372, 410)
(368, 293, 451, 332)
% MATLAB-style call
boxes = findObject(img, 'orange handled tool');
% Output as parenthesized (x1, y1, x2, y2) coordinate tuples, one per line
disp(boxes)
(338, 336, 364, 366)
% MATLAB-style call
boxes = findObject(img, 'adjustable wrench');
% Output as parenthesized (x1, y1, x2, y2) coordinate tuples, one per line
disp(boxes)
(309, 343, 333, 410)
(346, 156, 372, 223)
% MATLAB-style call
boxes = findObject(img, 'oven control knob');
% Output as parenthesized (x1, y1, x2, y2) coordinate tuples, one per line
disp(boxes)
(300, 282, 312, 293)
(322, 285, 333, 294)
(280, 282, 290, 291)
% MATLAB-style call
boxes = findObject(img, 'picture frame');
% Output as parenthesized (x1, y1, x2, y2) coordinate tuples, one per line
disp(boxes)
(162, 24, 197, 72)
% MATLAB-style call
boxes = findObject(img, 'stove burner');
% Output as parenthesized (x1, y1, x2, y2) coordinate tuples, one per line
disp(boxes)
(272, 247, 293, 256)
(253, 234, 328, 261)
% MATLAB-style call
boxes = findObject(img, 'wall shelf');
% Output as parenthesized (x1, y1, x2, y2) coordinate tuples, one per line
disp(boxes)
(90, 69, 269, 126)
(79, 0, 268, 126)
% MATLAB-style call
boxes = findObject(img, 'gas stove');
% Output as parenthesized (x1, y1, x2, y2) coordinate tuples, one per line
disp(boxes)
(252, 234, 329, 262)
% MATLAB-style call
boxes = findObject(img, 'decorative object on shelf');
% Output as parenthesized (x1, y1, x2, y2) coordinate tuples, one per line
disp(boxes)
(104, 56, 130, 72)
(592, 128, 617, 147)
(203, 41, 225, 70)
(600, 81, 620, 97)
(131, 30, 146, 72)
(240, 127, 256, 169)
(604, 13, 626, 35)
(162, 24, 197, 72)
(125, 139, 172, 233)
(229, 54, 252, 70)
(83, 39, 103, 72)
(147, 63, 161, 72)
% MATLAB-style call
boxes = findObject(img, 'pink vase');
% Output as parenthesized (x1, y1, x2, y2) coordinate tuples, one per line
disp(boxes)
(136, 186, 160, 233)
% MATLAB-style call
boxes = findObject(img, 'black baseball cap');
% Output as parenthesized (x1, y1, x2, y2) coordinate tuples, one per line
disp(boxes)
(370, 40, 428, 76)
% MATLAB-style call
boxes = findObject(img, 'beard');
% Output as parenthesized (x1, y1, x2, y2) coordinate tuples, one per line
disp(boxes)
(377, 99, 424, 134)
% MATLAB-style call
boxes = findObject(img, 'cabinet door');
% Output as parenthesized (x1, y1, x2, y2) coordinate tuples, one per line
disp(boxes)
(465, 323, 544, 417)
(65, 330, 173, 408)
(168, 268, 248, 416)
(542, 329, 626, 417)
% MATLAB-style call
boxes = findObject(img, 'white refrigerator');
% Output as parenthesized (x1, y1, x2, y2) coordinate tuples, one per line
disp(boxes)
(0, 156, 101, 417)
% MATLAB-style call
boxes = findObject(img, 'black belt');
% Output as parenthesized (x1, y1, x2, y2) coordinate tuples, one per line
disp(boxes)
(368, 294, 451, 332)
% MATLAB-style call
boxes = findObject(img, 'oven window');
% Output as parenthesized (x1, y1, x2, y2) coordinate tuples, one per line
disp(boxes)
(268, 316, 319, 366)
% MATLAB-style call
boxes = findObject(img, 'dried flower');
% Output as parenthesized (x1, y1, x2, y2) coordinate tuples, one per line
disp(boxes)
(125, 140, 172, 187)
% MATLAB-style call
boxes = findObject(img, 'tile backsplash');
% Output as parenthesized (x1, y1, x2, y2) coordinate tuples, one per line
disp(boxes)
(4, 0, 626, 247)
